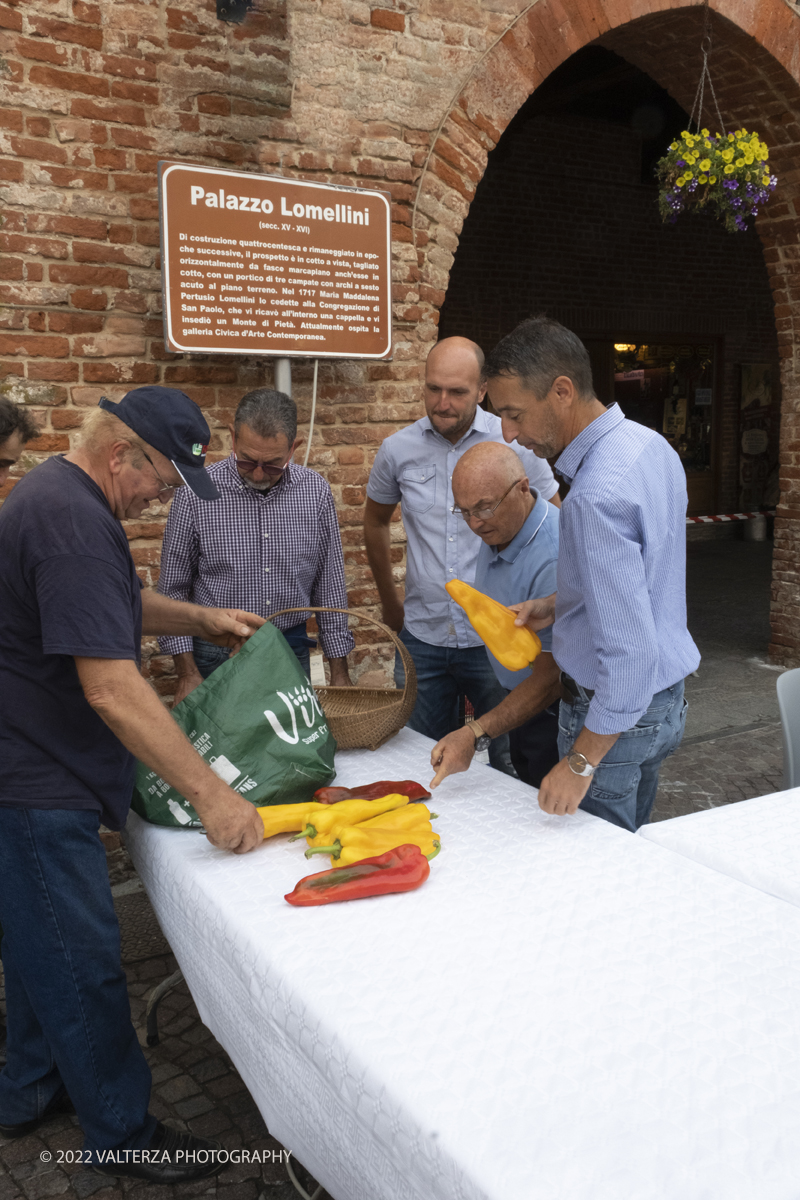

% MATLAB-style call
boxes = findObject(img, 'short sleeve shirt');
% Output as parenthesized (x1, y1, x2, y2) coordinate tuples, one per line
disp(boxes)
(0, 457, 143, 830)
(366, 408, 559, 648)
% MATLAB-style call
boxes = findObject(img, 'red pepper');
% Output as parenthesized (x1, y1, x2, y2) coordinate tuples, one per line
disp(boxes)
(312, 779, 431, 805)
(284, 843, 430, 907)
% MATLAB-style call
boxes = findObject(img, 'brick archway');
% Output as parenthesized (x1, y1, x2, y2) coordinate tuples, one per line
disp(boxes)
(412, 0, 800, 664)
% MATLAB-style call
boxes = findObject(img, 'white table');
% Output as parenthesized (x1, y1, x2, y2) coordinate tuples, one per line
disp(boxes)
(125, 729, 800, 1200)
(640, 788, 800, 908)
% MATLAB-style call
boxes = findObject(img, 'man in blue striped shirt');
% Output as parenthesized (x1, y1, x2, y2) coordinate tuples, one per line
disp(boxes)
(485, 318, 700, 831)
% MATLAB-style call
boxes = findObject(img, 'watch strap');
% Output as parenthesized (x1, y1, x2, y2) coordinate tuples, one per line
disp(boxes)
(470, 719, 487, 741)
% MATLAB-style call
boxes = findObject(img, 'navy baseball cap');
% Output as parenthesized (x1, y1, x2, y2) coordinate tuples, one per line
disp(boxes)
(99, 387, 219, 501)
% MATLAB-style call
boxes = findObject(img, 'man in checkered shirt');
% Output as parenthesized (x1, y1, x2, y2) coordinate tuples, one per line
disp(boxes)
(158, 388, 354, 703)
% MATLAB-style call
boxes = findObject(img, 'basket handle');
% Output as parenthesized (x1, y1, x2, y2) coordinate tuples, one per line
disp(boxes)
(264, 606, 415, 701)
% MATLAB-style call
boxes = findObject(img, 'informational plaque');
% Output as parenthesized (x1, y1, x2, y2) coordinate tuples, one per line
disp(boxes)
(159, 162, 392, 358)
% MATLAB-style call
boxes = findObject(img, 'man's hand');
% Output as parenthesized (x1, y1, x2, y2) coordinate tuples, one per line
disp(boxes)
(430, 725, 476, 788)
(508, 592, 556, 633)
(536, 756, 593, 816)
(197, 608, 266, 652)
(381, 595, 404, 633)
(200, 794, 264, 855)
(328, 657, 352, 687)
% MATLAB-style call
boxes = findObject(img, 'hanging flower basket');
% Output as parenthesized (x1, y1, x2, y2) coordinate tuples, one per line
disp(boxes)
(656, 128, 777, 233)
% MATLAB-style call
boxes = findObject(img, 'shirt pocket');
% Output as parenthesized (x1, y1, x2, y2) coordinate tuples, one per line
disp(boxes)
(401, 464, 437, 513)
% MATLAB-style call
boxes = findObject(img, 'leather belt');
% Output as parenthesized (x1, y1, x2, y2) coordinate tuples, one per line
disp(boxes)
(559, 672, 595, 705)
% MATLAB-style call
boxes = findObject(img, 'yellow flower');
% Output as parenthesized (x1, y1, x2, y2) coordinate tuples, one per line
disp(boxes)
(744, 154, 754, 166)
(701, 127, 710, 137)
(721, 148, 734, 163)
(704, 140, 712, 149)
(676, 176, 686, 187)
(669, 141, 677, 151)
(727, 132, 735, 141)
(699, 174, 708, 185)
(709, 175, 717, 184)
(700, 158, 711, 171)
(762, 174, 770, 186)
(724, 164, 735, 174)
(734, 158, 745, 168)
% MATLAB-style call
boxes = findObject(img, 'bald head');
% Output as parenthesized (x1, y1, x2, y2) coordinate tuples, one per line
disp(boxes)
(452, 441, 533, 549)
(453, 441, 523, 496)
(427, 337, 484, 376)
(424, 337, 487, 444)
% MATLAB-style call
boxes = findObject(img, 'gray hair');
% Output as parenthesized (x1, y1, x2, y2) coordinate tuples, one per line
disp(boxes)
(234, 389, 297, 443)
(483, 317, 594, 400)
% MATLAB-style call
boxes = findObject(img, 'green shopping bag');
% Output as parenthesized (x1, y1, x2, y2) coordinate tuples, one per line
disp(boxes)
(132, 621, 336, 827)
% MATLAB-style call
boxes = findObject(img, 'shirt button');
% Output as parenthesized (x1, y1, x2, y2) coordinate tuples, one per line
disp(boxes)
(448, 536, 453, 542)
(264, 533, 269, 538)
(264, 567, 270, 573)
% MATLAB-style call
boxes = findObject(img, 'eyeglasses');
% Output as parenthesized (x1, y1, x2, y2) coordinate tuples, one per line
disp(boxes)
(234, 457, 286, 477)
(451, 477, 523, 523)
(141, 450, 177, 503)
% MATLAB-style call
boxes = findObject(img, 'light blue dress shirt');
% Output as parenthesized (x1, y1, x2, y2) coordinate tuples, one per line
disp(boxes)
(474, 490, 559, 690)
(367, 407, 559, 648)
(553, 404, 700, 736)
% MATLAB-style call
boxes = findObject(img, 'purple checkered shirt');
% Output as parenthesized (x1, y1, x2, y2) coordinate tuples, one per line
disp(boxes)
(157, 454, 354, 660)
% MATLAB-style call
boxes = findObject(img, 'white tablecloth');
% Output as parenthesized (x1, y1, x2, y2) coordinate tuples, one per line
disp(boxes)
(125, 729, 800, 1200)
(640, 788, 800, 908)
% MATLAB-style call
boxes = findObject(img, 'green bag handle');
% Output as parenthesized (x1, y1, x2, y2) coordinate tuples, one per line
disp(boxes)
(265, 606, 416, 703)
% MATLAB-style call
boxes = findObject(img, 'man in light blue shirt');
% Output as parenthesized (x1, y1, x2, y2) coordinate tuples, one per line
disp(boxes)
(364, 337, 560, 773)
(427, 441, 561, 789)
(485, 317, 700, 831)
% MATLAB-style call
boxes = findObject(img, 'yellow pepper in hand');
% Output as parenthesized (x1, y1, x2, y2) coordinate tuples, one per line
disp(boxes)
(446, 579, 541, 671)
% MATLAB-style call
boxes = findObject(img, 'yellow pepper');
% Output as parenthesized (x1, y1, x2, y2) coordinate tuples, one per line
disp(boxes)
(291, 793, 410, 846)
(306, 824, 441, 867)
(445, 579, 541, 671)
(256, 801, 329, 839)
(358, 804, 437, 831)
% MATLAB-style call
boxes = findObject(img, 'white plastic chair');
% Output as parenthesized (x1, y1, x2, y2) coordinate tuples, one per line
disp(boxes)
(777, 667, 800, 790)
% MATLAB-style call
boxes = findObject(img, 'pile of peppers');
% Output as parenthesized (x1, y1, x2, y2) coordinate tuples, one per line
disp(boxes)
(255, 778, 441, 906)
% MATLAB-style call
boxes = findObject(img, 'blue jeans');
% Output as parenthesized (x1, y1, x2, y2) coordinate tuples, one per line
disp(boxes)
(193, 620, 315, 680)
(557, 680, 688, 831)
(394, 628, 515, 775)
(0, 808, 156, 1157)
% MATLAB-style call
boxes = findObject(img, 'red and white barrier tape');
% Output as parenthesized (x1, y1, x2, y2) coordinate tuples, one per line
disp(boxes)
(686, 510, 774, 525)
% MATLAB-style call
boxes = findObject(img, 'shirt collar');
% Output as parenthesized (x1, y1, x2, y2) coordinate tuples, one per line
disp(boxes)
(419, 404, 491, 447)
(489, 490, 549, 564)
(223, 452, 296, 494)
(555, 403, 624, 484)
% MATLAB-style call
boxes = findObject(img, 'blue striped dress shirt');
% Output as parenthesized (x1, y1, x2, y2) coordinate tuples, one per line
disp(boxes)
(553, 404, 700, 736)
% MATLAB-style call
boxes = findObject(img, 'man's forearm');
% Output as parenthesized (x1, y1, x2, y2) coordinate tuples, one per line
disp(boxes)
(174, 651, 202, 678)
(364, 521, 399, 608)
(572, 726, 620, 765)
(479, 655, 561, 739)
(76, 658, 234, 816)
(142, 589, 207, 636)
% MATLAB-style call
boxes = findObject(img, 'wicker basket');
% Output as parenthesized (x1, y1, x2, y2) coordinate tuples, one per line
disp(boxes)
(266, 607, 417, 751)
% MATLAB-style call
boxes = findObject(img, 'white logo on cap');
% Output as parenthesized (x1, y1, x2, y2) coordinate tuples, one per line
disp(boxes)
(192, 443, 203, 456)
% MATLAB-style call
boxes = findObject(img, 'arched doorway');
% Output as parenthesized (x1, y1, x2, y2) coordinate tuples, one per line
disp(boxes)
(411, 0, 800, 665)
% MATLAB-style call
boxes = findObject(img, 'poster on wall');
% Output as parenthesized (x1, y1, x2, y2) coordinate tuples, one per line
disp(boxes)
(739, 363, 772, 508)
(158, 162, 393, 359)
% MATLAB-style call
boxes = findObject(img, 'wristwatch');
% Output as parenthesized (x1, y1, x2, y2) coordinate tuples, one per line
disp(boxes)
(470, 719, 492, 754)
(566, 750, 595, 778)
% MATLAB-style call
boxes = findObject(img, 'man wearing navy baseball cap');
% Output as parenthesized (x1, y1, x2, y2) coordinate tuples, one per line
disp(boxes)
(0, 388, 265, 1182)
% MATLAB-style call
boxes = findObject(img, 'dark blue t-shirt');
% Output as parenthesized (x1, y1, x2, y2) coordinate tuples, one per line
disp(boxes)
(0, 456, 142, 830)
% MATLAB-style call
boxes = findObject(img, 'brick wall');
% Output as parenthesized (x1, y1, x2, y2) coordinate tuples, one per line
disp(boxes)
(2, 0, 800, 683)
(439, 112, 781, 515)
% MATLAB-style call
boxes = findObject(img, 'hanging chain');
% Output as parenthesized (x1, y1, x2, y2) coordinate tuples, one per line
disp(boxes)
(689, 0, 726, 135)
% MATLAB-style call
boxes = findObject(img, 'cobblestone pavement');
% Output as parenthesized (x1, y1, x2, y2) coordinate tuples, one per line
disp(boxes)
(0, 537, 786, 1200)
